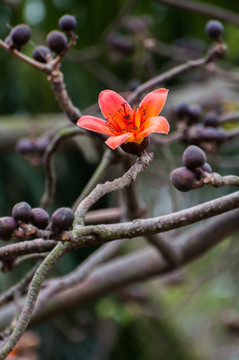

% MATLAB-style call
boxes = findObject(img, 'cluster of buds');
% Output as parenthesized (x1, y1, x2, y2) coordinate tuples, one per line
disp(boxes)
(16, 136, 50, 165)
(175, 102, 227, 152)
(0, 202, 74, 242)
(170, 145, 212, 192)
(5, 14, 77, 63)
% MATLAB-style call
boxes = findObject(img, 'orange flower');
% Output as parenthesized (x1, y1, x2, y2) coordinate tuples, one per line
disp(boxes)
(77, 88, 169, 153)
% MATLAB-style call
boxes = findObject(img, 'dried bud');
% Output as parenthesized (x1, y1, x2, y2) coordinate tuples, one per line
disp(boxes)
(202, 127, 227, 142)
(12, 202, 32, 222)
(51, 207, 74, 232)
(10, 24, 31, 47)
(59, 14, 77, 32)
(205, 20, 224, 40)
(31, 208, 49, 229)
(182, 145, 207, 169)
(33, 46, 52, 63)
(170, 167, 195, 192)
(46, 30, 68, 54)
(35, 137, 49, 154)
(0, 217, 17, 240)
(120, 137, 149, 155)
(203, 112, 219, 127)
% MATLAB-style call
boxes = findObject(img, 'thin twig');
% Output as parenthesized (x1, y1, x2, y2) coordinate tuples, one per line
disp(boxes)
(40, 126, 83, 210)
(155, 0, 239, 26)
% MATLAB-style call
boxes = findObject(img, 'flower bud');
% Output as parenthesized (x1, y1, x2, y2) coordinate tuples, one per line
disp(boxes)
(31, 208, 49, 229)
(12, 202, 32, 222)
(170, 167, 195, 192)
(0, 217, 17, 240)
(205, 20, 224, 40)
(175, 103, 189, 119)
(46, 30, 68, 54)
(10, 24, 31, 47)
(120, 137, 149, 155)
(16, 138, 34, 155)
(202, 162, 212, 173)
(59, 14, 77, 32)
(188, 104, 202, 123)
(33, 46, 52, 63)
(51, 207, 74, 232)
(203, 112, 219, 127)
(182, 145, 207, 169)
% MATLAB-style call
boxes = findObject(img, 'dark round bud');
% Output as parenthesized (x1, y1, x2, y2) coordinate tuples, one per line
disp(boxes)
(15, 138, 35, 155)
(203, 112, 219, 127)
(31, 208, 49, 229)
(10, 24, 31, 46)
(175, 103, 189, 119)
(188, 104, 202, 123)
(202, 127, 227, 142)
(108, 33, 135, 55)
(46, 30, 68, 54)
(170, 167, 195, 192)
(59, 14, 77, 32)
(35, 137, 49, 154)
(202, 162, 212, 173)
(0, 217, 17, 240)
(120, 137, 150, 155)
(182, 145, 207, 169)
(51, 207, 74, 232)
(12, 202, 32, 222)
(33, 46, 52, 63)
(205, 20, 224, 40)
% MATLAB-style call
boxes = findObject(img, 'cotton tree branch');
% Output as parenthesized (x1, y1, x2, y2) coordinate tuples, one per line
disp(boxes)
(127, 42, 226, 105)
(74, 151, 154, 226)
(155, 0, 239, 26)
(71, 189, 239, 244)
(0, 239, 56, 261)
(28, 208, 239, 323)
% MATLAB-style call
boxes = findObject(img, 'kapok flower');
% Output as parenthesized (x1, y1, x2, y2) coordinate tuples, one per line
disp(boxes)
(77, 88, 169, 154)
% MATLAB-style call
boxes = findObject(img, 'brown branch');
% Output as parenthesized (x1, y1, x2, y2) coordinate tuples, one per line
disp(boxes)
(74, 151, 154, 226)
(155, 0, 239, 26)
(0, 240, 56, 261)
(127, 42, 226, 105)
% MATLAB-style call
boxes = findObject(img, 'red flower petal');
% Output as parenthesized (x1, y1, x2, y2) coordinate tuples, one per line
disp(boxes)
(137, 116, 170, 138)
(136, 88, 168, 126)
(99, 90, 134, 124)
(77, 116, 113, 135)
(105, 133, 133, 150)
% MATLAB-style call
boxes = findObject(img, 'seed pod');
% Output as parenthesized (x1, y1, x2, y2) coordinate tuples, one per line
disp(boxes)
(12, 202, 32, 222)
(51, 207, 74, 232)
(170, 167, 195, 192)
(46, 30, 68, 54)
(182, 145, 207, 170)
(33, 46, 52, 63)
(10, 24, 31, 47)
(205, 20, 224, 40)
(120, 137, 149, 155)
(0, 217, 17, 240)
(59, 14, 77, 32)
(31, 208, 49, 229)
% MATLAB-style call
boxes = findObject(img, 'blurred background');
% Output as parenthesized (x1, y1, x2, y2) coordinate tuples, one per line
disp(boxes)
(1, 0, 239, 359)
